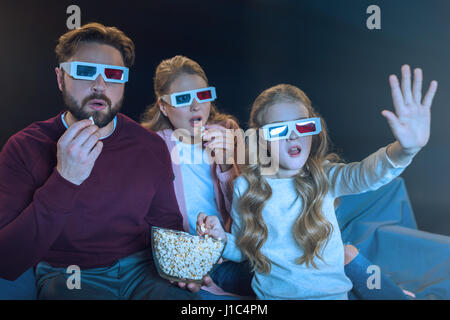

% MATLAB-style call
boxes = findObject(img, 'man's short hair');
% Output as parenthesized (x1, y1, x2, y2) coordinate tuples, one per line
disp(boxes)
(55, 22, 135, 68)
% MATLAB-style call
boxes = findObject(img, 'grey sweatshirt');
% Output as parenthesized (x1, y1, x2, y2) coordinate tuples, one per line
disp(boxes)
(223, 145, 413, 299)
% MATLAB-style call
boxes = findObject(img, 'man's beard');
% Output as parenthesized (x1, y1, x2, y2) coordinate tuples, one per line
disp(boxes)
(61, 81, 124, 128)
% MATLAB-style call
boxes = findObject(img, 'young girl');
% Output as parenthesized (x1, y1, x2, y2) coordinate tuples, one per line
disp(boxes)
(140, 55, 253, 299)
(197, 65, 437, 299)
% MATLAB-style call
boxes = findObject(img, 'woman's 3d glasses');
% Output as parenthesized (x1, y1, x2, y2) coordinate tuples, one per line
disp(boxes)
(161, 87, 216, 108)
(261, 117, 322, 141)
(59, 61, 129, 83)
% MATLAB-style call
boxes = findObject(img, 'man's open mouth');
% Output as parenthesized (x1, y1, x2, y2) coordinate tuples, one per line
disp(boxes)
(87, 99, 107, 110)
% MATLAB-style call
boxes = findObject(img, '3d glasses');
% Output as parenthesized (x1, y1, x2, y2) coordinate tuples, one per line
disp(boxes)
(261, 117, 322, 141)
(161, 87, 217, 107)
(59, 61, 129, 83)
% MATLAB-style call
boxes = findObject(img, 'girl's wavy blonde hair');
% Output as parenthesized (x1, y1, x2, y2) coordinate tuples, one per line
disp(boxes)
(140, 55, 238, 131)
(237, 84, 342, 273)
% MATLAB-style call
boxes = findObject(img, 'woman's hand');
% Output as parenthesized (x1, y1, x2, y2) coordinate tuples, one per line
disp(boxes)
(382, 65, 438, 155)
(202, 124, 235, 172)
(196, 212, 227, 241)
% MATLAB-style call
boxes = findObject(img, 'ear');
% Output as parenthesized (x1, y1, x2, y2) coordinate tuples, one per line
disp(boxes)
(158, 98, 168, 117)
(55, 67, 64, 92)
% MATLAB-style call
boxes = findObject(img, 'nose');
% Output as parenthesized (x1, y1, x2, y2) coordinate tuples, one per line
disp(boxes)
(91, 74, 106, 93)
(288, 129, 300, 140)
(189, 99, 200, 111)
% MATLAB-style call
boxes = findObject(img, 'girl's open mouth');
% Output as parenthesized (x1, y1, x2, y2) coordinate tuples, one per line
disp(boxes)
(288, 146, 301, 157)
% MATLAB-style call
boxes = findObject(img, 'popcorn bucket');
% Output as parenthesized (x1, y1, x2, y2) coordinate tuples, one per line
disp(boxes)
(151, 226, 226, 283)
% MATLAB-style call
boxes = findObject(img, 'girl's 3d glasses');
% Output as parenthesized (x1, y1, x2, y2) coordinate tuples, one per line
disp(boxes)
(59, 61, 129, 83)
(161, 87, 216, 107)
(261, 117, 322, 141)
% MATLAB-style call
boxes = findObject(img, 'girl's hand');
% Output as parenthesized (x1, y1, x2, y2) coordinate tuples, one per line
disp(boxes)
(203, 124, 235, 172)
(382, 65, 438, 155)
(196, 212, 227, 241)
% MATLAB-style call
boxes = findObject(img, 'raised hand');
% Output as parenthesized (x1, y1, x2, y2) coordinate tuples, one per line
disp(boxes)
(382, 65, 438, 154)
(56, 119, 103, 185)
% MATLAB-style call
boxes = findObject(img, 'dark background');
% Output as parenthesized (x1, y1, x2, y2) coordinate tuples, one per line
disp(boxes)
(1, 0, 449, 235)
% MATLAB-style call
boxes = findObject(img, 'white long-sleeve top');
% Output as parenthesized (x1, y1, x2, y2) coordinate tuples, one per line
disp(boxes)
(223, 145, 413, 299)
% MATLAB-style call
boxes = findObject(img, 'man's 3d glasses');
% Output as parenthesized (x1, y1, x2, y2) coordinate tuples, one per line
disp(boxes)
(59, 61, 129, 83)
(261, 117, 322, 141)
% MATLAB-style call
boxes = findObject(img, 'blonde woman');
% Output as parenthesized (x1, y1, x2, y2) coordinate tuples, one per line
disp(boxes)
(141, 55, 253, 299)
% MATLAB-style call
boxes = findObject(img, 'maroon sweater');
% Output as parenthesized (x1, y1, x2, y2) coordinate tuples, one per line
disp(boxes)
(0, 112, 183, 280)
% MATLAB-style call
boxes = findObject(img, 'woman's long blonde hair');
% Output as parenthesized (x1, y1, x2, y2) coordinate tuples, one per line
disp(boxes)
(237, 84, 342, 273)
(140, 55, 238, 131)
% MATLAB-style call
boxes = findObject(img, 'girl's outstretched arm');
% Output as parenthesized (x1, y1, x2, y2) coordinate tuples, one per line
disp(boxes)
(326, 65, 437, 198)
(382, 65, 438, 166)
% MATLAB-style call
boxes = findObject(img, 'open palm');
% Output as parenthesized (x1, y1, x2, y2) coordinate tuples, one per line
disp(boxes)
(382, 65, 438, 153)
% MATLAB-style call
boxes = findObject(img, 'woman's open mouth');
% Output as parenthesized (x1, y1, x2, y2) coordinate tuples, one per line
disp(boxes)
(189, 116, 203, 127)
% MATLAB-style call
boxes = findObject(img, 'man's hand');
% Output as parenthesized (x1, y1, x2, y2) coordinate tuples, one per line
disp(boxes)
(382, 65, 438, 155)
(56, 119, 103, 185)
(170, 274, 213, 293)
